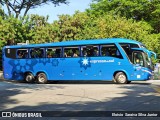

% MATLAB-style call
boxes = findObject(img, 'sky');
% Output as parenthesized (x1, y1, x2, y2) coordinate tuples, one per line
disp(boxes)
(27, 0, 92, 23)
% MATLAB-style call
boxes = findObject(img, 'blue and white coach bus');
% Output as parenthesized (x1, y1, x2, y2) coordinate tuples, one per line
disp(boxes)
(2, 38, 156, 84)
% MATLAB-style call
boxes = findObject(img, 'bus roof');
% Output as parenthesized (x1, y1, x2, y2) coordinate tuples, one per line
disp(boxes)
(4, 38, 142, 48)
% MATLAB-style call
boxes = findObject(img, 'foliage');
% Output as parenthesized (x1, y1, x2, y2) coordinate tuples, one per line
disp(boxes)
(90, 0, 160, 33)
(27, 14, 55, 43)
(51, 11, 159, 55)
(0, 6, 6, 18)
(52, 12, 94, 41)
(0, 15, 32, 48)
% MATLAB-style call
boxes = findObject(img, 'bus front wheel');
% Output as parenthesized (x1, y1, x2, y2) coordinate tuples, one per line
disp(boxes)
(37, 73, 47, 84)
(115, 72, 127, 84)
(25, 73, 34, 83)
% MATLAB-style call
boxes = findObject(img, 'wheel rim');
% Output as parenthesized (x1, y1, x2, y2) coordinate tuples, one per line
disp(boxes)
(118, 74, 126, 83)
(26, 74, 33, 82)
(38, 75, 45, 83)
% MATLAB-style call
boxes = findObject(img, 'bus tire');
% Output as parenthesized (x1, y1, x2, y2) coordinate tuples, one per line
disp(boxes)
(37, 73, 47, 84)
(25, 73, 34, 83)
(115, 72, 127, 84)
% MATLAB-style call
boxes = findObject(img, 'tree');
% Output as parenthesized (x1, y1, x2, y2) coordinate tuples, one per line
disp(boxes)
(0, 15, 31, 46)
(28, 14, 55, 43)
(52, 12, 94, 42)
(0, 0, 69, 18)
(89, 0, 160, 33)
(51, 11, 159, 54)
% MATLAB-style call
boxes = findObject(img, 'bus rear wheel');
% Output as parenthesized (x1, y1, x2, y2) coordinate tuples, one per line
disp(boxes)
(115, 72, 127, 84)
(25, 73, 34, 83)
(37, 73, 47, 84)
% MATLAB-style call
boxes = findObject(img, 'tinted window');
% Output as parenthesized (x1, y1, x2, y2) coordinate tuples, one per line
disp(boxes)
(101, 44, 123, 59)
(5, 48, 16, 59)
(30, 48, 45, 58)
(120, 43, 139, 49)
(133, 52, 144, 66)
(47, 47, 62, 58)
(17, 49, 28, 59)
(81, 45, 99, 57)
(119, 43, 138, 61)
(64, 47, 80, 57)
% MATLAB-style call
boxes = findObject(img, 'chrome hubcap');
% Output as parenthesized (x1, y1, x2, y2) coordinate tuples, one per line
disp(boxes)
(38, 76, 45, 83)
(26, 75, 32, 81)
(118, 75, 126, 83)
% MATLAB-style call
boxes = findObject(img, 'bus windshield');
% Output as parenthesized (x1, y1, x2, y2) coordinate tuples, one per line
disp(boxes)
(144, 52, 154, 70)
(132, 51, 144, 66)
(130, 50, 154, 70)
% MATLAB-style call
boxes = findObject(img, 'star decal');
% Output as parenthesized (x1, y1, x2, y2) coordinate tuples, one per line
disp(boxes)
(9, 59, 38, 73)
(8, 59, 38, 79)
(78, 57, 91, 70)
(82, 58, 89, 66)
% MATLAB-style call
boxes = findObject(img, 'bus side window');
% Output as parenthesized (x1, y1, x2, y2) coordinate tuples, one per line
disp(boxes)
(93, 48, 99, 56)
(81, 47, 88, 57)
(64, 47, 79, 58)
(101, 45, 111, 56)
(30, 48, 45, 58)
(17, 49, 28, 59)
(5, 48, 16, 59)
(47, 48, 54, 58)
(47, 48, 62, 58)
(72, 49, 79, 57)
(90, 46, 99, 57)
(81, 46, 99, 57)
(101, 44, 123, 59)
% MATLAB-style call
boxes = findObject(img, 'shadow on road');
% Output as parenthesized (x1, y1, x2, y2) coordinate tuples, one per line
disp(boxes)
(0, 80, 66, 111)
(51, 80, 152, 85)
(1, 79, 151, 85)
(0, 80, 159, 120)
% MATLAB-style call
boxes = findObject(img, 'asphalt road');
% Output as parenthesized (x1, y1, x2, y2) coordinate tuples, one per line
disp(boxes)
(0, 80, 160, 120)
